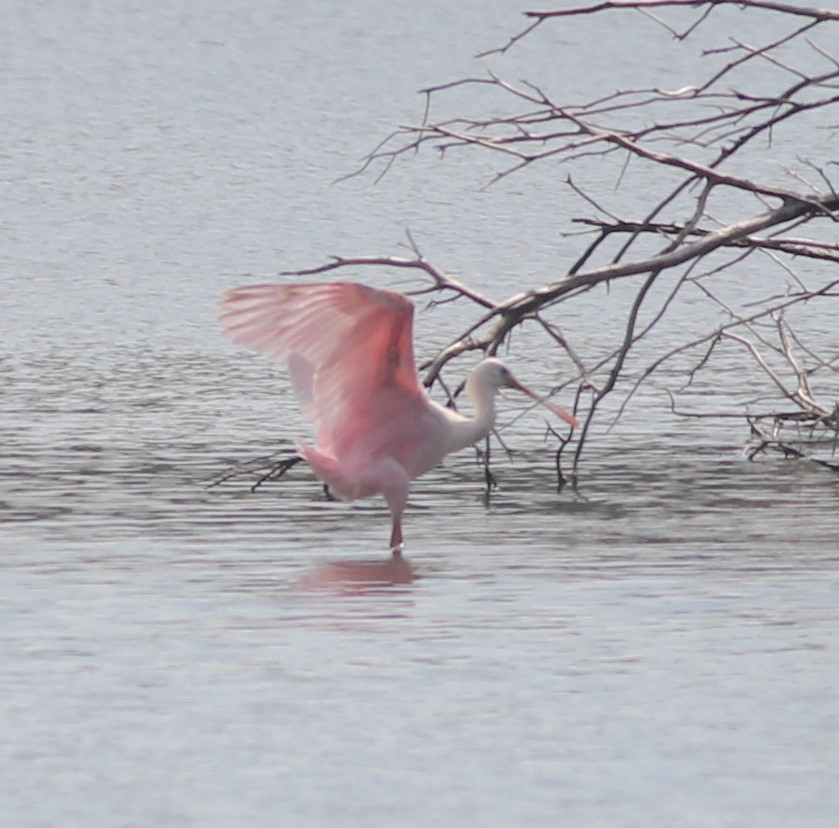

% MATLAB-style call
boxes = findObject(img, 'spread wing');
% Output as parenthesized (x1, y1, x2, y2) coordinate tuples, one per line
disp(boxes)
(219, 282, 424, 446)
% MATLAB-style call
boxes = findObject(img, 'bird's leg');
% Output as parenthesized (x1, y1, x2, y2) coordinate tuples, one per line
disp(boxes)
(381, 461, 410, 558)
(389, 518, 404, 557)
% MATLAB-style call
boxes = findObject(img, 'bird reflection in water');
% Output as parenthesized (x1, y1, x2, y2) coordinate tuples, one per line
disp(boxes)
(299, 551, 417, 594)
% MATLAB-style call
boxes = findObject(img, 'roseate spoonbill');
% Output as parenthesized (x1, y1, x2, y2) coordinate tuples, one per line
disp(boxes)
(219, 282, 577, 552)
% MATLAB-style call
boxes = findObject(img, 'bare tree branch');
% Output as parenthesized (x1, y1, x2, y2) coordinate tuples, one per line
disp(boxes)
(269, 0, 839, 489)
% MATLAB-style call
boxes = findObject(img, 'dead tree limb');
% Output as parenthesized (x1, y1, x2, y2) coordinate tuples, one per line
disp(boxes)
(283, 0, 838, 483)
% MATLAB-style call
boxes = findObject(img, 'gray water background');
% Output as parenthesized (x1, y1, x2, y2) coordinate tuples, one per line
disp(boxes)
(2, 2, 838, 826)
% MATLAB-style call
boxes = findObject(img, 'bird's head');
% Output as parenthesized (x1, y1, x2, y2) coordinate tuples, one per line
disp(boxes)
(471, 357, 579, 427)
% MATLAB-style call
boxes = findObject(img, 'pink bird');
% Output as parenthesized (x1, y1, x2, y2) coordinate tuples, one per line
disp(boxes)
(220, 282, 578, 553)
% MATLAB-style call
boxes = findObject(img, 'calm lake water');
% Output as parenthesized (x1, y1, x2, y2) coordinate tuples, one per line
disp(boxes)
(2, 1, 838, 826)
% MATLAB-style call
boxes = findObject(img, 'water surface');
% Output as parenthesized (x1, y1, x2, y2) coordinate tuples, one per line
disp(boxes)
(2, 2, 838, 826)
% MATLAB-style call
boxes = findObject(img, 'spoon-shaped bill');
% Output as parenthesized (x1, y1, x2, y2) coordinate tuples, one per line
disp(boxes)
(509, 378, 579, 427)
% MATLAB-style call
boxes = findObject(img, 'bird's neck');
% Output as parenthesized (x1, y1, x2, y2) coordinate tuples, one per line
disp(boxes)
(446, 378, 497, 453)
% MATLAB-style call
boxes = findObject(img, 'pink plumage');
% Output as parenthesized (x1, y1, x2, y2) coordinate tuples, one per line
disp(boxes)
(220, 281, 577, 552)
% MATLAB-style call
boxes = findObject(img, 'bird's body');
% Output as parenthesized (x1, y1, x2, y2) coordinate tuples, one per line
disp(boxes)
(220, 282, 576, 551)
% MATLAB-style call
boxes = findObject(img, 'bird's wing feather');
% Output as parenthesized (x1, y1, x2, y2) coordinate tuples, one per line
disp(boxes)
(219, 282, 424, 444)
